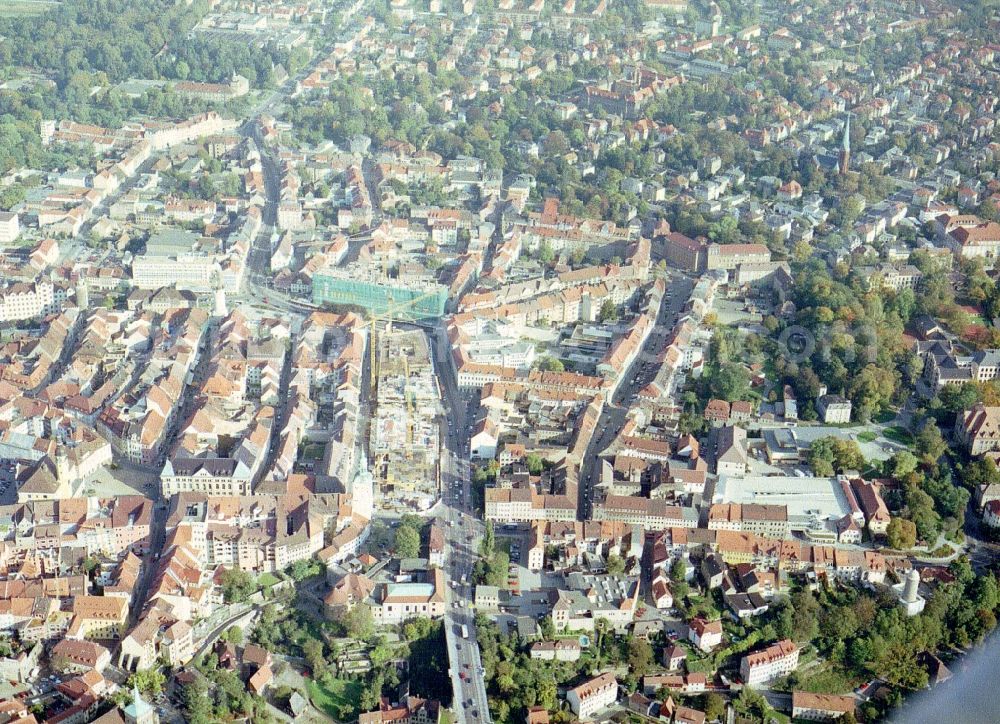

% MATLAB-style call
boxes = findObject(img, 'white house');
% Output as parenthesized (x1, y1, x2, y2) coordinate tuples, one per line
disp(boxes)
(816, 394, 852, 424)
(740, 639, 799, 687)
(566, 672, 618, 719)
(470, 416, 499, 460)
(687, 617, 723, 653)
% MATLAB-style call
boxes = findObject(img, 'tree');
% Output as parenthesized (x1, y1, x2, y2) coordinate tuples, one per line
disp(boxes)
(669, 558, 687, 583)
(886, 517, 917, 550)
(128, 668, 166, 697)
(915, 421, 947, 465)
(287, 558, 321, 581)
(539, 615, 555, 639)
(221, 625, 243, 645)
(709, 363, 750, 401)
(395, 525, 420, 558)
(978, 198, 1000, 223)
(626, 638, 654, 678)
(888, 451, 919, 479)
(598, 299, 618, 323)
(962, 457, 1000, 488)
(220, 567, 255, 603)
(606, 554, 625, 575)
(807, 438, 837, 476)
(840, 194, 866, 225)
(481, 521, 496, 559)
(181, 675, 212, 724)
(525, 453, 544, 475)
(0, 184, 25, 211)
(869, 638, 928, 689)
(807, 436, 866, 475)
(303, 638, 326, 678)
(341, 604, 375, 640)
(733, 687, 770, 721)
(939, 382, 982, 413)
(701, 693, 726, 721)
(790, 589, 820, 642)
(537, 239, 555, 263)
(81, 556, 100, 575)
(535, 356, 564, 373)
(848, 365, 897, 422)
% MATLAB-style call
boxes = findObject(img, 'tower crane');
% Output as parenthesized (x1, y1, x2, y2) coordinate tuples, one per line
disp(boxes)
(403, 352, 415, 458)
(367, 287, 444, 399)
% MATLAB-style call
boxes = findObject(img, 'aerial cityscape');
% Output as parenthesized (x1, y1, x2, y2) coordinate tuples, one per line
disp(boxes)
(0, 0, 998, 722)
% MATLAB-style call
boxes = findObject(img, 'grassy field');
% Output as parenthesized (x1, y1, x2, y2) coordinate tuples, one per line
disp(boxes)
(796, 666, 862, 695)
(0, 1, 59, 17)
(257, 572, 281, 589)
(883, 425, 914, 446)
(300, 442, 325, 460)
(874, 408, 897, 424)
(305, 677, 363, 722)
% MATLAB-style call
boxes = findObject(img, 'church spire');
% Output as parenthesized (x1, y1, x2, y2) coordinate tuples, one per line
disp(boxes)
(839, 112, 851, 175)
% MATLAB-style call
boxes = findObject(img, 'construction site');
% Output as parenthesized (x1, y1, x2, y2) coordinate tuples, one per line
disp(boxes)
(370, 328, 442, 513)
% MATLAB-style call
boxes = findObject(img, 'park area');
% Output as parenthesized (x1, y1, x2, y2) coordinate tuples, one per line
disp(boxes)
(305, 677, 364, 721)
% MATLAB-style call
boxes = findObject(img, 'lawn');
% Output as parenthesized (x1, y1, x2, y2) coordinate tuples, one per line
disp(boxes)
(305, 677, 363, 721)
(796, 666, 862, 695)
(874, 408, 897, 424)
(301, 442, 325, 460)
(856, 431, 877, 443)
(257, 572, 281, 589)
(883, 426, 914, 446)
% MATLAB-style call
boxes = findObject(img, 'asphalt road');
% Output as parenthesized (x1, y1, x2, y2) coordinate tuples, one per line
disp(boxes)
(579, 273, 695, 518)
(428, 323, 493, 724)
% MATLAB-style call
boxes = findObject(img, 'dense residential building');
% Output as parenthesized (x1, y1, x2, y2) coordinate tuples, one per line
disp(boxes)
(816, 394, 852, 424)
(791, 692, 857, 721)
(688, 617, 724, 652)
(957, 404, 1000, 457)
(371, 568, 447, 625)
(2, 1, 999, 719)
(566, 672, 618, 719)
(740, 639, 799, 687)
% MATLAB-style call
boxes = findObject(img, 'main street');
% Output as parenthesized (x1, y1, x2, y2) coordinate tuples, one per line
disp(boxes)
(221, 25, 494, 719)
(430, 324, 493, 724)
(578, 272, 695, 518)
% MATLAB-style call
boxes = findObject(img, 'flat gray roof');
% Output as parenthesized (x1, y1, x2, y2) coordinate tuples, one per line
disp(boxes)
(715, 474, 853, 524)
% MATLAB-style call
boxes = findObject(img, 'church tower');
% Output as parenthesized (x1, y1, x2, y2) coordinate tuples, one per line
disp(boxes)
(123, 683, 158, 724)
(212, 273, 228, 319)
(75, 277, 89, 310)
(839, 113, 851, 175)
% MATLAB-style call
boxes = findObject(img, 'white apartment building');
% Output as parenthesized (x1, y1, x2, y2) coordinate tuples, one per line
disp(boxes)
(465, 338, 536, 370)
(160, 457, 255, 497)
(0, 280, 57, 322)
(371, 569, 447, 625)
(567, 672, 618, 719)
(706, 242, 771, 271)
(740, 639, 799, 687)
(0, 211, 20, 245)
(816, 394, 852, 424)
(131, 253, 220, 291)
(277, 201, 304, 231)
